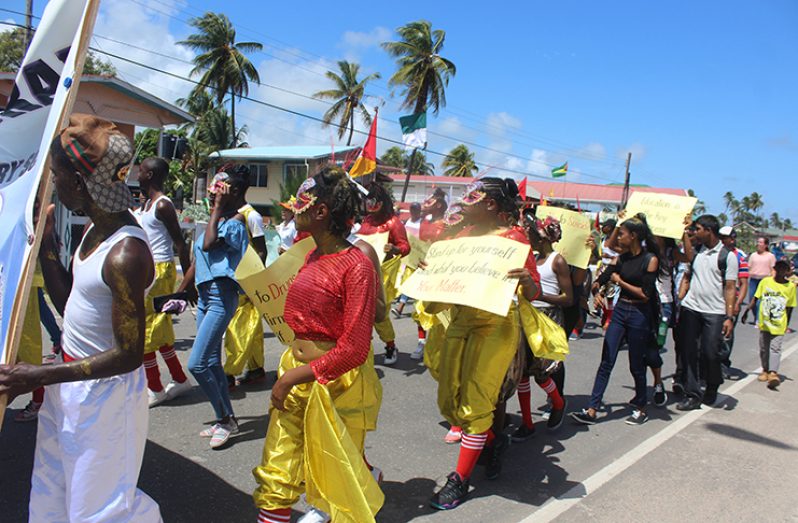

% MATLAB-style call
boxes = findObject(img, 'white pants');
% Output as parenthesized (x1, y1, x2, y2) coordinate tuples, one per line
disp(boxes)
(29, 366, 162, 523)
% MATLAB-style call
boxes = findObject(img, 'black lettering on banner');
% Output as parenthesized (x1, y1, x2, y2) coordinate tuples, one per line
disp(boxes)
(23, 59, 61, 106)
(0, 164, 9, 184)
(1, 84, 42, 119)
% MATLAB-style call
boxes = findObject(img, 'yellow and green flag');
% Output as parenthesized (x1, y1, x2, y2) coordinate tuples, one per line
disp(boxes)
(551, 162, 568, 178)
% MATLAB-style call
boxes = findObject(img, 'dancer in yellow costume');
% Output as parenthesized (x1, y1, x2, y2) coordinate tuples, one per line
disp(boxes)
(219, 165, 269, 387)
(253, 167, 383, 523)
(428, 178, 541, 511)
(13, 265, 46, 422)
(135, 157, 193, 407)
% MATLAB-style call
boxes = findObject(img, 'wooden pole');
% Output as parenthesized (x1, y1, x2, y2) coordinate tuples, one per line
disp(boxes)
(400, 148, 418, 203)
(620, 152, 632, 209)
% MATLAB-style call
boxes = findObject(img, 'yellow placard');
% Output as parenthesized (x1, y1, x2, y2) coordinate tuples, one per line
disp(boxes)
(399, 235, 530, 316)
(235, 236, 316, 345)
(536, 205, 592, 269)
(403, 234, 430, 270)
(356, 231, 390, 261)
(624, 192, 697, 240)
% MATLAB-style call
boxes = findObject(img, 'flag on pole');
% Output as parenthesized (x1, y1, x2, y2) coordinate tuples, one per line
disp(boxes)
(576, 194, 582, 212)
(0, 0, 99, 372)
(551, 162, 568, 178)
(399, 112, 427, 150)
(349, 109, 378, 178)
(517, 177, 527, 201)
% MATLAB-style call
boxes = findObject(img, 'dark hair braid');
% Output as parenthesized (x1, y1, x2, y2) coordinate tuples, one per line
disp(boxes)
(310, 166, 363, 237)
(479, 177, 520, 216)
(621, 213, 663, 273)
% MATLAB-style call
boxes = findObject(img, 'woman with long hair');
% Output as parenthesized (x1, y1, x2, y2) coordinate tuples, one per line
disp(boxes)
(571, 214, 661, 426)
(252, 167, 383, 523)
(357, 177, 410, 364)
(430, 177, 541, 510)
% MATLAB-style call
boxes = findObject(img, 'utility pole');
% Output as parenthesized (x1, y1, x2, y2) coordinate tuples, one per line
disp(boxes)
(620, 152, 632, 209)
(22, 1, 34, 51)
(400, 148, 418, 203)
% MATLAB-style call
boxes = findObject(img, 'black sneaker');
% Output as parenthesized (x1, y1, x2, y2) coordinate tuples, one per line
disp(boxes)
(570, 409, 597, 425)
(676, 396, 702, 411)
(511, 424, 536, 442)
(653, 383, 667, 407)
(547, 399, 567, 431)
(624, 409, 648, 426)
(430, 472, 469, 510)
(671, 380, 685, 396)
(237, 367, 266, 385)
(383, 346, 398, 365)
(485, 434, 510, 480)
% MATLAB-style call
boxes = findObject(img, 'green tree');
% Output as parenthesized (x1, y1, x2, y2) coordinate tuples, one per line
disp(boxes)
(441, 144, 478, 177)
(770, 212, 782, 230)
(270, 168, 306, 221)
(179, 13, 262, 147)
(688, 189, 706, 215)
(198, 107, 248, 150)
(717, 213, 728, 226)
(748, 192, 764, 215)
(379, 146, 434, 175)
(380, 146, 408, 168)
(381, 20, 456, 115)
(0, 27, 116, 75)
(783, 218, 794, 231)
(313, 61, 380, 145)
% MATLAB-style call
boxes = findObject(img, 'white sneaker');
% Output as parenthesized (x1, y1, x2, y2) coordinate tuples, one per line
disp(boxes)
(148, 388, 167, 408)
(410, 342, 425, 360)
(209, 418, 239, 449)
(199, 423, 221, 438)
(164, 379, 192, 400)
(298, 507, 330, 523)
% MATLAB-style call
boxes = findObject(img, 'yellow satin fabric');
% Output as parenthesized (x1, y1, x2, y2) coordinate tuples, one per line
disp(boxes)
(437, 303, 520, 434)
(252, 347, 383, 520)
(374, 255, 402, 343)
(518, 298, 569, 362)
(17, 287, 42, 365)
(223, 295, 265, 375)
(143, 261, 176, 354)
(414, 301, 452, 382)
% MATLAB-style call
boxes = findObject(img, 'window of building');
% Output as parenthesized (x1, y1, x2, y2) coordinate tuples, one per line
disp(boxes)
(283, 163, 308, 182)
(249, 163, 268, 187)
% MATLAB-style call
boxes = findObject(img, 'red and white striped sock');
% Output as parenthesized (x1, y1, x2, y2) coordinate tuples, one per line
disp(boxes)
(456, 431, 489, 480)
(517, 378, 534, 428)
(539, 377, 564, 410)
(257, 508, 290, 523)
(142, 352, 164, 392)
(159, 345, 188, 383)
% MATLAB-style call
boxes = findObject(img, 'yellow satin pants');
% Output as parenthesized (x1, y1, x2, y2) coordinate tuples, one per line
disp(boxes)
(253, 348, 383, 520)
(437, 303, 520, 435)
(143, 261, 176, 354)
(17, 287, 42, 365)
(374, 256, 402, 344)
(224, 295, 265, 375)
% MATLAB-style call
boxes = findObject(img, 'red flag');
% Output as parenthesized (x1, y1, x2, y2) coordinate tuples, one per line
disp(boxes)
(595, 212, 601, 231)
(518, 177, 527, 200)
(349, 108, 378, 178)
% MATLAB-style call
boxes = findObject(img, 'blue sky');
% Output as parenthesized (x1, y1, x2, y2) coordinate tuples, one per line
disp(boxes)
(7, 0, 797, 220)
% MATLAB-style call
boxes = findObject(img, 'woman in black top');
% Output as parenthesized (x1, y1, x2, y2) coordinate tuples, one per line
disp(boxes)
(571, 214, 660, 426)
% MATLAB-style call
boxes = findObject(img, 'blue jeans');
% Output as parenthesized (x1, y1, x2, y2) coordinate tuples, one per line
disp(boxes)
(749, 277, 762, 320)
(38, 288, 61, 345)
(189, 278, 238, 420)
(589, 300, 653, 410)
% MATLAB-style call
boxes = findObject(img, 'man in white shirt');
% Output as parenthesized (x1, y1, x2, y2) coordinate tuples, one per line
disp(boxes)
(276, 203, 297, 253)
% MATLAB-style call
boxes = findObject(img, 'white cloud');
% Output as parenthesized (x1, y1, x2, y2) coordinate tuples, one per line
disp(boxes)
(485, 111, 522, 138)
(1, 19, 16, 34)
(339, 26, 392, 52)
(618, 142, 646, 161)
(579, 142, 606, 160)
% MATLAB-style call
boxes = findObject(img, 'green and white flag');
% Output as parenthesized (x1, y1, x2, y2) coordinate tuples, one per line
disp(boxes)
(400, 112, 427, 149)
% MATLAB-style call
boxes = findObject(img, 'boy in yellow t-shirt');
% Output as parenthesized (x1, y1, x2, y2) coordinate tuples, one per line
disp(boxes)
(753, 259, 796, 389)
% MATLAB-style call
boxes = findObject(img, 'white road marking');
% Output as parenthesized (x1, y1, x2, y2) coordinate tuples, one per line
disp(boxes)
(520, 337, 798, 523)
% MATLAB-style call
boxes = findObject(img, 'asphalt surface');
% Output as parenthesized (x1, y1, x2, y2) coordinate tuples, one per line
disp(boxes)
(1, 307, 795, 522)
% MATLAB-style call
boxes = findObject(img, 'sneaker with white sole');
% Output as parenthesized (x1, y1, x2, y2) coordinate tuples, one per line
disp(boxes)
(199, 423, 221, 438)
(624, 409, 648, 426)
(383, 346, 398, 365)
(14, 401, 42, 423)
(148, 388, 167, 408)
(164, 379, 192, 400)
(298, 507, 330, 523)
(209, 418, 239, 449)
(411, 342, 425, 360)
(444, 427, 462, 444)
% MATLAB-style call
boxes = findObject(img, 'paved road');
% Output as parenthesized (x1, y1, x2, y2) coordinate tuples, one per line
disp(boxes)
(1, 308, 795, 522)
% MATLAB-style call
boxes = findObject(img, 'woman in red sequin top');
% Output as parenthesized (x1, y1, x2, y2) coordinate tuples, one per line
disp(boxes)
(253, 167, 383, 523)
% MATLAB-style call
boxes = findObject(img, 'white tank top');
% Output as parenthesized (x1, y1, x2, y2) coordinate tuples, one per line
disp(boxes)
(134, 195, 174, 262)
(62, 226, 153, 359)
(532, 251, 561, 308)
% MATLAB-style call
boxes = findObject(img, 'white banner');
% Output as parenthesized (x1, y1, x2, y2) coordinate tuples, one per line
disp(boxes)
(0, 0, 98, 365)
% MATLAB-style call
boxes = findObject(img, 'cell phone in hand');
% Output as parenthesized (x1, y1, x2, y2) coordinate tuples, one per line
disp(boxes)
(153, 292, 188, 313)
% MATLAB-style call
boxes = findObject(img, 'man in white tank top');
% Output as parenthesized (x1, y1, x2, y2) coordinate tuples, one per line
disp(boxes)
(221, 165, 268, 387)
(0, 115, 161, 522)
(135, 157, 193, 406)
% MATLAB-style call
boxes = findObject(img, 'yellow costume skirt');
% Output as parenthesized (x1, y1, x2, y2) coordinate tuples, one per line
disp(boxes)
(143, 261, 176, 354)
(223, 295, 264, 375)
(437, 303, 520, 435)
(374, 256, 402, 344)
(253, 343, 383, 522)
(17, 287, 42, 366)
(414, 301, 452, 382)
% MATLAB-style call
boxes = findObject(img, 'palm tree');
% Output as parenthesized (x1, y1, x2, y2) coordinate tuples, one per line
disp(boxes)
(380, 146, 408, 168)
(722, 191, 737, 213)
(748, 192, 764, 215)
(688, 189, 706, 215)
(783, 218, 794, 231)
(198, 107, 248, 150)
(408, 151, 435, 175)
(770, 212, 782, 230)
(313, 61, 381, 146)
(442, 144, 478, 177)
(382, 20, 456, 115)
(179, 13, 262, 147)
(718, 213, 728, 226)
